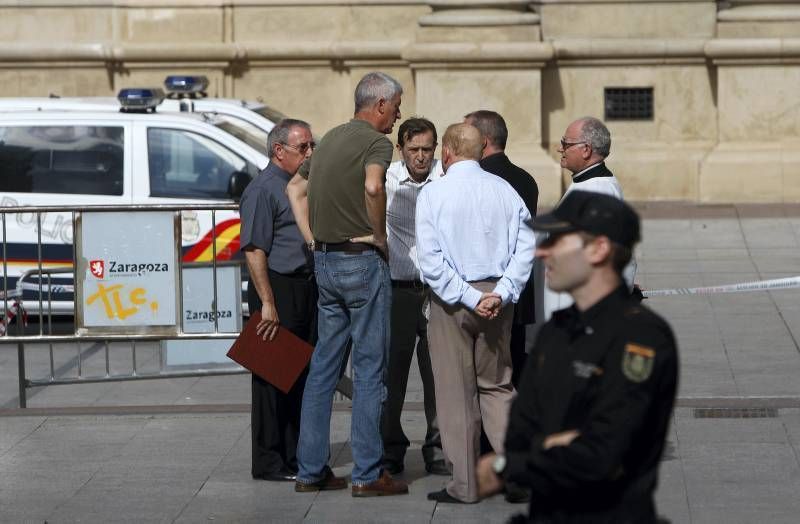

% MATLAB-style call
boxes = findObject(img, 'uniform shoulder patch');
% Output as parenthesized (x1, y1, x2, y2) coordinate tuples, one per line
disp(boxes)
(622, 343, 655, 383)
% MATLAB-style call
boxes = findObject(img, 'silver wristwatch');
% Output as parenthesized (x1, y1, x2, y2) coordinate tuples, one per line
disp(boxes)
(492, 454, 507, 476)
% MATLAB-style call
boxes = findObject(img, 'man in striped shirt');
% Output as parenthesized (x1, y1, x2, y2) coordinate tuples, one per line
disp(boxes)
(381, 117, 448, 477)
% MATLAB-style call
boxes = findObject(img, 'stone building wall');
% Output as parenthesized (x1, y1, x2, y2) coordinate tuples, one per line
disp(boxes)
(0, 0, 797, 205)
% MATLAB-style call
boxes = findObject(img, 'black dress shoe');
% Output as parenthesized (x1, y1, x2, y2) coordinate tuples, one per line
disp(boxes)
(382, 461, 404, 475)
(424, 459, 450, 476)
(254, 468, 297, 482)
(504, 482, 530, 503)
(427, 488, 471, 504)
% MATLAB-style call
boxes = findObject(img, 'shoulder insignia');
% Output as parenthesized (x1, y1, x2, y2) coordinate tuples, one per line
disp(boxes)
(622, 343, 655, 383)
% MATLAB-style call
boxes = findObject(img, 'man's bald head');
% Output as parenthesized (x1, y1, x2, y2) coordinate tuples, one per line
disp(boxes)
(442, 123, 484, 162)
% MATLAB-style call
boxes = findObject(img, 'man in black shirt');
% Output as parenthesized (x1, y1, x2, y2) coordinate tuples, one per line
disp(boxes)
(464, 110, 538, 387)
(476, 191, 678, 523)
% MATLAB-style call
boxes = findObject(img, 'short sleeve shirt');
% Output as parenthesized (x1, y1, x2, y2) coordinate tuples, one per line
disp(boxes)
(300, 119, 393, 243)
(239, 162, 312, 274)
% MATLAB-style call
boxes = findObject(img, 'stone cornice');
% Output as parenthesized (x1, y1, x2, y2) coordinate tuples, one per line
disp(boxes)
(403, 41, 553, 63)
(553, 38, 707, 59)
(419, 9, 540, 26)
(718, 4, 800, 22)
(0, 0, 428, 6)
(5, 38, 800, 65)
(0, 42, 406, 62)
(706, 38, 800, 61)
(537, 0, 712, 3)
(419, 0, 539, 26)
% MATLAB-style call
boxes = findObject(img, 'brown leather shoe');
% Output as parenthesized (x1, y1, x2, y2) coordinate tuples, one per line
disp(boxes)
(351, 470, 409, 497)
(294, 466, 347, 492)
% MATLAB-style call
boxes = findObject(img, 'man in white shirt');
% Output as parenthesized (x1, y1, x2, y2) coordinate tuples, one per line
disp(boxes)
(381, 117, 448, 477)
(415, 123, 536, 503)
(559, 116, 623, 200)
(546, 116, 636, 317)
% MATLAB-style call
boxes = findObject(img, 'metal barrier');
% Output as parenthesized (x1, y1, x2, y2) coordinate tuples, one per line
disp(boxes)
(1, 204, 352, 408)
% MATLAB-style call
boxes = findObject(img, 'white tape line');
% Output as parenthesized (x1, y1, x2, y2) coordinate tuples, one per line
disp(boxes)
(643, 276, 800, 297)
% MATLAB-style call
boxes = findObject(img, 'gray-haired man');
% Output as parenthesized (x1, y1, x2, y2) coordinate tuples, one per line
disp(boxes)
(239, 118, 316, 482)
(287, 72, 409, 497)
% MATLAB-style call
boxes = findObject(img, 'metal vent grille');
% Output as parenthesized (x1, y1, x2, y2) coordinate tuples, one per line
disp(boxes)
(693, 407, 778, 419)
(604, 87, 653, 120)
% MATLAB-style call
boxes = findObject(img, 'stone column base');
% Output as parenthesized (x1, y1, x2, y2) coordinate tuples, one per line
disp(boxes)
(700, 143, 800, 203)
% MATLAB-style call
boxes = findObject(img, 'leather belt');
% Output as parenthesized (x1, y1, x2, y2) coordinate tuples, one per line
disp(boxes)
(314, 241, 376, 253)
(391, 279, 427, 290)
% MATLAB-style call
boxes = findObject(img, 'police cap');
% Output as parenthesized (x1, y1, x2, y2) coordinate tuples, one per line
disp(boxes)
(533, 190, 640, 248)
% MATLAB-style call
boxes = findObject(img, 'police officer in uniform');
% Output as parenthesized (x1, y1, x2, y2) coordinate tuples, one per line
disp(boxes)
(476, 190, 678, 523)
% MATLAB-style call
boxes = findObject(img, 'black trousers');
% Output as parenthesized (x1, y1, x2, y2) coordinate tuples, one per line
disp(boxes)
(510, 322, 528, 388)
(248, 270, 317, 477)
(381, 285, 443, 466)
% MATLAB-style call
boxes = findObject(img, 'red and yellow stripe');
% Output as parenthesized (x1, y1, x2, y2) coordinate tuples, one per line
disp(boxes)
(183, 218, 241, 262)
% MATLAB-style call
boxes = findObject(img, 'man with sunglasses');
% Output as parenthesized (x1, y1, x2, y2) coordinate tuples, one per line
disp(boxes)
(558, 117, 623, 200)
(240, 118, 317, 483)
(476, 191, 678, 523)
(552, 116, 639, 309)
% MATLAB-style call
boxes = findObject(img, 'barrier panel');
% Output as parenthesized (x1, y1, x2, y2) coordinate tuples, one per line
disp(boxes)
(0, 204, 351, 408)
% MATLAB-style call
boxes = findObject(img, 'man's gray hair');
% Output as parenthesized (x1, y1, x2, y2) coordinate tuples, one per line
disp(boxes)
(354, 72, 403, 113)
(578, 116, 611, 158)
(266, 118, 311, 159)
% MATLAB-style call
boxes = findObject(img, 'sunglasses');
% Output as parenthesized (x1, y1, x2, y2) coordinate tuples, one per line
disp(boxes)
(282, 141, 316, 154)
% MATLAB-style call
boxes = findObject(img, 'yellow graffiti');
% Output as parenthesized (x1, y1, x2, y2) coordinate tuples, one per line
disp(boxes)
(86, 283, 159, 320)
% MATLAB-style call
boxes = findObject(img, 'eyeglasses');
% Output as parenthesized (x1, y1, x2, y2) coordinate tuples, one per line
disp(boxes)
(282, 141, 315, 154)
(560, 138, 587, 151)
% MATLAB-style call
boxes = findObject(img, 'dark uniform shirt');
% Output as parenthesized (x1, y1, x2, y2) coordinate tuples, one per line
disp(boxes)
(503, 285, 679, 523)
(239, 162, 312, 274)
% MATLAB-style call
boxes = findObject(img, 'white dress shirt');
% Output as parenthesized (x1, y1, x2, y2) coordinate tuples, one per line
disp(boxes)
(415, 159, 536, 310)
(563, 163, 624, 200)
(386, 159, 443, 281)
(544, 162, 635, 319)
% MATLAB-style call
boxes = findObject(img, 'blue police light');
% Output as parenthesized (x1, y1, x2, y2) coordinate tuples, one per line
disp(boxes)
(164, 75, 209, 98)
(117, 88, 165, 112)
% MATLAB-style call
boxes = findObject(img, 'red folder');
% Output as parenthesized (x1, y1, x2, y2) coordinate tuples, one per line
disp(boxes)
(226, 311, 314, 394)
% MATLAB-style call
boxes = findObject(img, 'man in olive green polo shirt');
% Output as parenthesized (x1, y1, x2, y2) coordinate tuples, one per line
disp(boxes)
(287, 72, 408, 497)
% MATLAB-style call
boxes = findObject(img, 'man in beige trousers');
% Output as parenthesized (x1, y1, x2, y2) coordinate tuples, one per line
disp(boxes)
(414, 123, 536, 503)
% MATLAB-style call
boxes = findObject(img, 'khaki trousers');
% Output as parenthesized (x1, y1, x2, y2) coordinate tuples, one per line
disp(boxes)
(427, 281, 515, 502)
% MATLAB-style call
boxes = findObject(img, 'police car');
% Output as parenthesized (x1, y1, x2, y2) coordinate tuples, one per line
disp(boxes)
(0, 87, 269, 316)
(0, 76, 283, 157)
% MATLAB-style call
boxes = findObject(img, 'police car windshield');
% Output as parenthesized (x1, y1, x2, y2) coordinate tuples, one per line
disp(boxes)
(211, 115, 268, 156)
(252, 105, 287, 123)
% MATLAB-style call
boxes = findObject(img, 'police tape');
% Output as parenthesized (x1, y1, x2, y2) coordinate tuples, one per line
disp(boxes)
(642, 276, 800, 298)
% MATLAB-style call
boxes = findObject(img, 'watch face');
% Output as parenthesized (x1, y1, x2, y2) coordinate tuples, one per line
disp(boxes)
(493, 455, 507, 474)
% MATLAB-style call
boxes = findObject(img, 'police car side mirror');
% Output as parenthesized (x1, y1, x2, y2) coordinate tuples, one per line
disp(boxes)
(228, 171, 252, 201)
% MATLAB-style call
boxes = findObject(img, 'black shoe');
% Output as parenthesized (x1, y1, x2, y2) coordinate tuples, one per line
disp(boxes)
(427, 488, 470, 504)
(424, 459, 450, 476)
(504, 482, 530, 503)
(382, 461, 404, 475)
(253, 467, 297, 482)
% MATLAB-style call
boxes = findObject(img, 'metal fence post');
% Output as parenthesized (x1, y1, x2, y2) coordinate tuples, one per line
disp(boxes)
(16, 307, 26, 408)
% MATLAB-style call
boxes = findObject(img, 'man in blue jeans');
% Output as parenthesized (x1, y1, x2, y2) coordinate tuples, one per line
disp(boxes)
(286, 72, 408, 497)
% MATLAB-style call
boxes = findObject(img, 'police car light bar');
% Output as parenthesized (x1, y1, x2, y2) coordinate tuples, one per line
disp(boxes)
(164, 75, 209, 99)
(117, 88, 165, 112)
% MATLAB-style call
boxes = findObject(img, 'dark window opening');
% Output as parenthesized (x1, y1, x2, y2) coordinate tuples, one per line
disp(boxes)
(604, 87, 653, 121)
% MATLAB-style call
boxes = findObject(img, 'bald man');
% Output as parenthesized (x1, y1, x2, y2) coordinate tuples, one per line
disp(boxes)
(415, 123, 536, 503)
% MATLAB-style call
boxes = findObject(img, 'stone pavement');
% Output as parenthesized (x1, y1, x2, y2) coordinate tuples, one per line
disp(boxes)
(3, 204, 800, 523)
